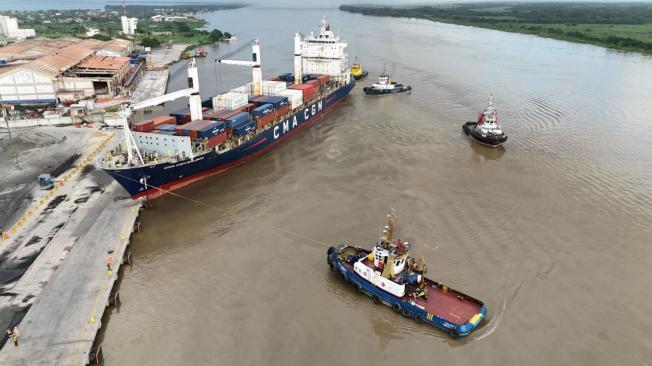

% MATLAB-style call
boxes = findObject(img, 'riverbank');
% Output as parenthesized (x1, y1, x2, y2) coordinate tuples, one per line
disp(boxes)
(340, 3, 652, 54)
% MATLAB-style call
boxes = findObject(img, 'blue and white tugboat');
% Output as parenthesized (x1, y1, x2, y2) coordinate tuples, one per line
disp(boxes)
(327, 213, 486, 337)
(463, 95, 507, 148)
(363, 71, 411, 95)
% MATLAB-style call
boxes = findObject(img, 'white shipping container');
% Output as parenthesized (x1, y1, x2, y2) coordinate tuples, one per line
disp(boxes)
(247, 80, 287, 96)
(212, 92, 248, 110)
(276, 89, 303, 109)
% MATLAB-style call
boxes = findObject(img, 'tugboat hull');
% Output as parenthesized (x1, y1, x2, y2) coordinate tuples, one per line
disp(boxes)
(327, 246, 486, 337)
(353, 71, 369, 80)
(463, 121, 507, 148)
(363, 85, 411, 95)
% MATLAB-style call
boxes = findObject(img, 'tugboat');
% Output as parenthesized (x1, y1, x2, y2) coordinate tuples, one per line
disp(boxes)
(463, 95, 507, 148)
(363, 70, 411, 95)
(327, 213, 487, 337)
(351, 57, 368, 80)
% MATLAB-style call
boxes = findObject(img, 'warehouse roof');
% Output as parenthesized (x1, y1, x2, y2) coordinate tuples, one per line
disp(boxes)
(76, 55, 131, 70)
(27, 44, 95, 76)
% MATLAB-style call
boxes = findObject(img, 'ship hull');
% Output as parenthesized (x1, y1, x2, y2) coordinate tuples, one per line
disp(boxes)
(363, 85, 411, 95)
(103, 81, 355, 199)
(463, 121, 507, 148)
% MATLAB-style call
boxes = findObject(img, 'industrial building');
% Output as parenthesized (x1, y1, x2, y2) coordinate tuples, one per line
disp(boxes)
(121, 16, 138, 35)
(0, 37, 139, 105)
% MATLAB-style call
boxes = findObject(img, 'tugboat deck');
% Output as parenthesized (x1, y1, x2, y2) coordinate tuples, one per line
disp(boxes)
(345, 258, 483, 325)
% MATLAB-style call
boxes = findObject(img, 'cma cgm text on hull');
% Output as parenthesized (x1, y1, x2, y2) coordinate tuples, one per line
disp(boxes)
(98, 17, 354, 198)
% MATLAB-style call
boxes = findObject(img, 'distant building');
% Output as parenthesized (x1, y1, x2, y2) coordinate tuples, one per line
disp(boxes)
(86, 28, 100, 37)
(150, 15, 164, 22)
(0, 15, 36, 40)
(121, 16, 138, 35)
(0, 37, 138, 105)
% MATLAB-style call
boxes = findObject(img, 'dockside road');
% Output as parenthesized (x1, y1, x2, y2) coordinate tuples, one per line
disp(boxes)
(0, 182, 141, 365)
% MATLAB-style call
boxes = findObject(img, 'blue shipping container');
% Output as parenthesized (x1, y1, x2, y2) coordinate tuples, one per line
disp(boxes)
(155, 124, 177, 131)
(260, 96, 288, 109)
(251, 103, 273, 117)
(196, 121, 226, 139)
(201, 98, 213, 108)
(232, 120, 256, 137)
(170, 107, 191, 124)
(224, 112, 251, 128)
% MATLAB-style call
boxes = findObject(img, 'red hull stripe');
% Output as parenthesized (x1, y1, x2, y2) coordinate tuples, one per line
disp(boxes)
(133, 98, 346, 200)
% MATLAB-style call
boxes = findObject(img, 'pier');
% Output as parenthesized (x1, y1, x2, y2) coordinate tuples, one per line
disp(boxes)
(0, 128, 142, 365)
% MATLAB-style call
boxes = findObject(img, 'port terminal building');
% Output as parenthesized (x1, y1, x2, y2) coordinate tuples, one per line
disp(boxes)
(0, 37, 138, 105)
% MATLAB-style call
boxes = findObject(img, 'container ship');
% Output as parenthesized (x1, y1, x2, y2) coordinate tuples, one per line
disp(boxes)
(99, 18, 355, 199)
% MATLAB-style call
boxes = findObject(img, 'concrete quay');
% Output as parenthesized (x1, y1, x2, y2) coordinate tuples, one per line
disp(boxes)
(0, 128, 142, 365)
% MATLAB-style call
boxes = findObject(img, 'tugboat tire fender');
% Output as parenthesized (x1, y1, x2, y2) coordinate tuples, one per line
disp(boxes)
(401, 308, 411, 318)
(414, 313, 423, 323)
(449, 329, 459, 338)
(329, 262, 335, 272)
(354, 281, 363, 293)
(372, 295, 381, 304)
(392, 303, 401, 313)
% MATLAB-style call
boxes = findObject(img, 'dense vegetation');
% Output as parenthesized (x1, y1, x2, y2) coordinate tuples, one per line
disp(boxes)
(340, 3, 652, 54)
(2, 6, 237, 48)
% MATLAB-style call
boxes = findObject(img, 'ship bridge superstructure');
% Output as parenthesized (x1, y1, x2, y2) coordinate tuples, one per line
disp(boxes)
(295, 17, 350, 83)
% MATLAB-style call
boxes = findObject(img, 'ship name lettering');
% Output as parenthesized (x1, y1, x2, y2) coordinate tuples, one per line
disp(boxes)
(304, 108, 310, 120)
(311, 104, 316, 116)
(273, 125, 280, 139)
(292, 116, 298, 128)
(282, 120, 289, 134)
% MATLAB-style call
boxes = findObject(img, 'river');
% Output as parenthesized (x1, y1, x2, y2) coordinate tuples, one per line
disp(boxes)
(100, 6, 652, 365)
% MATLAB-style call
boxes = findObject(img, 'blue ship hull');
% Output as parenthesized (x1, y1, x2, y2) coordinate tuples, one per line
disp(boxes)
(103, 81, 355, 199)
(327, 246, 487, 337)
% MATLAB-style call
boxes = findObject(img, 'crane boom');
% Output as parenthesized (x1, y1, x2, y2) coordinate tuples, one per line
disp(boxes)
(131, 88, 193, 111)
(216, 38, 262, 95)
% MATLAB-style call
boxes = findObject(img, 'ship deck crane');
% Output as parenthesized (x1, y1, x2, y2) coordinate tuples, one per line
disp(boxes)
(119, 59, 203, 165)
(216, 38, 263, 96)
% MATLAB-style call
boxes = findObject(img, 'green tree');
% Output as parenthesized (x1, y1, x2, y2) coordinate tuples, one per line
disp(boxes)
(92, 33, 112, 41)
(209, 29, 223, 43)
(224, 32, 232, 39)
(140, 37, 161, 48)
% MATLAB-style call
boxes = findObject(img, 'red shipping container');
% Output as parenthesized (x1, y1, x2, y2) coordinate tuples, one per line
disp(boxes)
(307, 79, 320, 89)
(182, 107, 210, 123)
(150, 115, 177, 127)
(217, 110, 243, 121)
(203, 108, 225, 120)
(132, 120, 155, 132)
(317, 75, 329, 85)
(274, 104, 290, 119)
(289, 84, 316, 103)
(255, 113, 275, 128)
(270, 76, 281, 81)
(206, 133, 227, 149)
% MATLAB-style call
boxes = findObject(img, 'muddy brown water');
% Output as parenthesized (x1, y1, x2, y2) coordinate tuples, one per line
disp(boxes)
(100, 7, 652, 365)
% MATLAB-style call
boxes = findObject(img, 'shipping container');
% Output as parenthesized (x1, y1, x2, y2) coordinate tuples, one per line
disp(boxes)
(170, 107, 209, 124)
(317, 75, 330, 85)
(255, 112, 275, 128)
(201, 98, 213, 109)
(223, 112, 251, 128)
(213, 92, 248, 110)
(235, 103, 256, 113)
(307, 79, 320, 89)
(155, 124, 177, 131)
(206, 132, 227, 149)
(278, 73, 293, 82)
(274, 105, 290, 119)
(132, 120, 154, 132)
(288, 84, 317, 103)
(232, 119, 256, 137)
(203, 108, 226, 120)
(260, 95, 289, 109)
(229, 86, 248, 94)
(246, 80, 287, 95)
(195, 121, 226, 139)
(251, 103, 273, 117)
(150, 115, 177, 127)
(248, 95, 268, 106)
(275, 89, 303, 109)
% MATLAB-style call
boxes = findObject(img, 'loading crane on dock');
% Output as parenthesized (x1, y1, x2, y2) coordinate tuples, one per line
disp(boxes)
(216, 38, 263, 96)
(117, 58, 203, 166)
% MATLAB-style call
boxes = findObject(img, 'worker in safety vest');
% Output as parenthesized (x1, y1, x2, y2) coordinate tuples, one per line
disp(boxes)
(1, 230, 8, 240)
(106, 252, 113, 272)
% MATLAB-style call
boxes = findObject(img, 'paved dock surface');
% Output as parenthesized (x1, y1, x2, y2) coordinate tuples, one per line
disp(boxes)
(0, 184, 140, 365)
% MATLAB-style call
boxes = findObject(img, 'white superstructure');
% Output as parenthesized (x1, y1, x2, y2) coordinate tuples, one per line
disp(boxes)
(295, 17, 350, 84)
(476, 94, 503, 136)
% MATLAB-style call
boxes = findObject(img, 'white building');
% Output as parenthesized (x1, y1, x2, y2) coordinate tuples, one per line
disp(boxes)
(121, 16, 138, 35)
(0, 15, 36, 40)
(86, 28, 100, 37)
